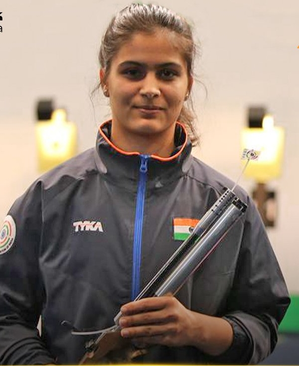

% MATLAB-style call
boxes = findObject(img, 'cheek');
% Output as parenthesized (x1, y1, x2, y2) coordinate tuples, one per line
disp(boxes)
(164, 83, 187, 106)
(168, 92, 185, 109)
(112, 84, 136, 104)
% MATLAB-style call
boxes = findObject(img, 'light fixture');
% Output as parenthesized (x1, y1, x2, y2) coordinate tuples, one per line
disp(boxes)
(36, 99, 77, 172)
(241, 106, 285, 226)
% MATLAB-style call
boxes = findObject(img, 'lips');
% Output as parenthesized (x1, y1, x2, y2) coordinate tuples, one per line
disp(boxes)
(134, 105, 165, 111)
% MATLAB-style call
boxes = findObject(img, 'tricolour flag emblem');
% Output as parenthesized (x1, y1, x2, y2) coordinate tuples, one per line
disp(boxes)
(173, 218, 200, 241)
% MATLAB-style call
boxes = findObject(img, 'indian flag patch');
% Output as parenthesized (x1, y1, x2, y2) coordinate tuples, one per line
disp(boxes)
(173, 218, 200, 241)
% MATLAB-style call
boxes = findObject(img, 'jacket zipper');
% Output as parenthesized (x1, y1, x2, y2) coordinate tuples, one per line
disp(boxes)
(131, 154, 149, 300)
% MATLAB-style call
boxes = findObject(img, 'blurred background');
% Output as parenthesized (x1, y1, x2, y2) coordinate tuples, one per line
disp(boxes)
(0, 0, 298, 363)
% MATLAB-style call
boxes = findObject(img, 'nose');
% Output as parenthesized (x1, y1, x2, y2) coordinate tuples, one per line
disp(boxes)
(139, 74, 161, 99)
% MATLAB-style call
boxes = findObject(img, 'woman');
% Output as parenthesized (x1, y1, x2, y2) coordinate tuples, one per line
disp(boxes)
(0, 3, 289, 365)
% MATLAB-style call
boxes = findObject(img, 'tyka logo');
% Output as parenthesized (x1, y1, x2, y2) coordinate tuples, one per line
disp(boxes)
(0, 12, 3, 33)
(73, 220, 104, 233)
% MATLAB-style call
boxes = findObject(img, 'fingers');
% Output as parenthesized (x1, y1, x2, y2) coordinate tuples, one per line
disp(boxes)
(118, 296, 182, 346)
(119, 307, 168, 328)
(119, 297, 177, 328)
(121, 323, 165, 339)
(120, 296, 170, 316)
(123, 324, 176, 347)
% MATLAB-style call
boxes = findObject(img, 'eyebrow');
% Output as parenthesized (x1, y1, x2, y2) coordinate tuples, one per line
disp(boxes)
(118, 61, 183, 69)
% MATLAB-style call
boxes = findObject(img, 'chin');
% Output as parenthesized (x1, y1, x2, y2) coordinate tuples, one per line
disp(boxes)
(132, 123, 165, 136)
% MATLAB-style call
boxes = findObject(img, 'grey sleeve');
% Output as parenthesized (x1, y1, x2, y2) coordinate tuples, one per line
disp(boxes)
(0, 182, 55, 364)
(216, 196, 290, 364)
(206, 316, 253, 364)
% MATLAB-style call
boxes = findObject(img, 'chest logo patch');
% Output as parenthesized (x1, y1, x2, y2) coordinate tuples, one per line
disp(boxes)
(0, 215, 16, 255)
(73, 220, 104, 233)
(173, 217, 199, 241)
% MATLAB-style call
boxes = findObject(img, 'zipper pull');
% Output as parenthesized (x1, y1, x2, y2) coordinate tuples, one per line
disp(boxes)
(140, 155, 149, 173)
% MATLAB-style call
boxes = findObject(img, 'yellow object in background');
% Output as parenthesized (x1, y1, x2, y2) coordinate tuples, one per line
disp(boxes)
(241, 115, 285, 183)
(36, 109, 77, 172)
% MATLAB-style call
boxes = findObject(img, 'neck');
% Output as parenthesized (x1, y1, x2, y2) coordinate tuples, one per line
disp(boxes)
(110, 126, 176, 158)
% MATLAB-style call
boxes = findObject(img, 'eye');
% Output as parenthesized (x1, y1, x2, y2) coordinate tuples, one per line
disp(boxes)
(158, 69, 179, 80)
(121, 68, 145, 80)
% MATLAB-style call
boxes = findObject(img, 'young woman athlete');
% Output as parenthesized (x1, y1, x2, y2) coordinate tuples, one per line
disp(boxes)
(0, 3, 289, 364)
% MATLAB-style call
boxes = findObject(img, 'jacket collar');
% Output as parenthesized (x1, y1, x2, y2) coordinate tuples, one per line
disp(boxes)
(93, 120, 193, 189)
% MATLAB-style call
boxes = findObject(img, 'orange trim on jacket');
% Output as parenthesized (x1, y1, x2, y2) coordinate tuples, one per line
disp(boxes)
(98, 120, 188, 161)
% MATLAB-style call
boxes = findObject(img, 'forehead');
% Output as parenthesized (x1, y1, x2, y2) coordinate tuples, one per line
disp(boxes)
(111, 30, 188, 67)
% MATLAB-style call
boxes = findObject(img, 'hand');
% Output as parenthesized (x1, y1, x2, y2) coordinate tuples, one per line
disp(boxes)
(118, 295, 233, 356)
(118, 295, 199, 348)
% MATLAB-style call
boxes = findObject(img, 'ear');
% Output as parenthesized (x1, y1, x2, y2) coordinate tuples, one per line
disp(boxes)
(187, 75, 194, 95)
(184, 76, 193, 101)
(99, 69, 109, 97)
(99, 68, 106, 85)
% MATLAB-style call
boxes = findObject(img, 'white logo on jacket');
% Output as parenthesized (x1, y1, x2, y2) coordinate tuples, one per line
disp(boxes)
(73, 221, 103, 232)
(0, 215, 16, 255)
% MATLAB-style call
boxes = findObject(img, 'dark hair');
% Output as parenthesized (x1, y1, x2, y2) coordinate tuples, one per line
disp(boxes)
(97, 3, 200, 145)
